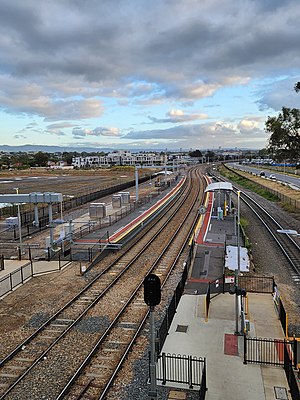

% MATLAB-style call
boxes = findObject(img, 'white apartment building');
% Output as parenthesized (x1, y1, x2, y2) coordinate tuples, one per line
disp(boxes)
(72, 151, 167, 168)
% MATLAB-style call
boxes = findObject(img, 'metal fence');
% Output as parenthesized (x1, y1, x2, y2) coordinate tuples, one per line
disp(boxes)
(0, 175, 151, 242)
(283, 342, 300, 400)
(244, 336, 291, 366)
(156, 352, 207, 398)
(238, 275, 275, 293)
(225, 164, 300, 210)
(244, 336, 299, 400)
(0, 258, 69, 298)
(157, 244, 193, 354)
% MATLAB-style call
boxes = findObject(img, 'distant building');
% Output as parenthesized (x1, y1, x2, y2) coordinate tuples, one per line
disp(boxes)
(47, 161, 73, 170)
(72, 151, 167, 168)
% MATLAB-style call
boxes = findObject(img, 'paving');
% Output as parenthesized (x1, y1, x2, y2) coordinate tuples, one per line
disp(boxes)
(160, 189, 294, 399)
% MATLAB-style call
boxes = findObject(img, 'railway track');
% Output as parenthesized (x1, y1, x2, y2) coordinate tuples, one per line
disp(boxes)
(0, 167, 204, 399)
(237, 190, 300, 284)
(210, 172, 300, 285)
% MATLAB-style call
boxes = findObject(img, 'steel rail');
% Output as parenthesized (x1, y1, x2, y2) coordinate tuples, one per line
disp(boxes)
(236, 190, 300, 277)
(0, 168, 203, 399)
(210, 172, 300, 279)
(0, 177, 187, 368)
(56, 167, 203, 400)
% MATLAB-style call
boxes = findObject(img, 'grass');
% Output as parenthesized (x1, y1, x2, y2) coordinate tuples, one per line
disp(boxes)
(219, 165, 280, 202)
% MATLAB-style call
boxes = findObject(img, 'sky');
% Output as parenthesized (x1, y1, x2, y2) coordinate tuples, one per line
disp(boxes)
(0, 0, 300, 152)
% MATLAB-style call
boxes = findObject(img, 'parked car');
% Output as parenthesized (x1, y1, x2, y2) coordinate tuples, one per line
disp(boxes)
(259, 171, 265, 177)
(269, 174, 276, 180)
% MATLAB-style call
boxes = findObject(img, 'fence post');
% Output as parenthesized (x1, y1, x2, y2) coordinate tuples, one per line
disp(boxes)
(188, 355, 193, 388)
(243, 335, 247, 364)
(162, 352, 166, 385)
(222, 273, 225, 294)
(293, 336, 298, 370)
(0, 254, 4, 270)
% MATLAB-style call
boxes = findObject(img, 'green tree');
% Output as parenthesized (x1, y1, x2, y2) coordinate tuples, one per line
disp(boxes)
(265, 107, 300, 161)
(32, 151, 50, 167)
(205, 150, 216, 162)
(189, 149, 203, 158)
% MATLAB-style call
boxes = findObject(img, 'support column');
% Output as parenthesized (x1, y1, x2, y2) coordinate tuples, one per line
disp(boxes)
(34, 204, 39, 227)
(135, 166, 139, 201)
(148, 307, 157, 399)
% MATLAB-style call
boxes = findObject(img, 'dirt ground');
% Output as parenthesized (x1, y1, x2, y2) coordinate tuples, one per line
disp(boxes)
(0, 167, 155, 196)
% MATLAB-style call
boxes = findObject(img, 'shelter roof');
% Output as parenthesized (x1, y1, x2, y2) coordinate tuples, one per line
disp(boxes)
(205, 182, 233, 192)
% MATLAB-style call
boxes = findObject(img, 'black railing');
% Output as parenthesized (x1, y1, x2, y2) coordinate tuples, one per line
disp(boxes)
(238, 275, 275, 293)
(156, 352, 207, 398)
(205, 274, 227, 320)
(244, 336, 299, 400)
(205, 284, 210, 320)
(284, 343, 300, 400)
(278, 296, 288, 337)
(157, 249, 192, 354)
(244, 336, 291, 366)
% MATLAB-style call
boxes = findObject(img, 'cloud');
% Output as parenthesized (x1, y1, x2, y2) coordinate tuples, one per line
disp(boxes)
(14, 134, 26, 139)
(0, 75, 104, 121)
(256, 77, 300, 111)
(124, 118, 267, 148)
(72, 126, 120, 138)
(148, 109, 208, 123)
(0, 0, 299, 149)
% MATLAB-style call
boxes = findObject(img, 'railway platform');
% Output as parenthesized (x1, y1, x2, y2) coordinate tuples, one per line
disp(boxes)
(0, 178, 180, 296)
(158, 188, 295, 399)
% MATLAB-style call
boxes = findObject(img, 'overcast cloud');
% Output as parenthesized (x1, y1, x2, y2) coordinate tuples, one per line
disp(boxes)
(0, 0, 299, 150)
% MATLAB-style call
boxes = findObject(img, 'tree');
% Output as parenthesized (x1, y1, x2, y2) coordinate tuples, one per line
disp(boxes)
(32, 151, 50, 167)
(189, 149, 203, 158)
(294, 82, 300, 93)
(265, 107, 300, 161)
(205, 150, 216, 162)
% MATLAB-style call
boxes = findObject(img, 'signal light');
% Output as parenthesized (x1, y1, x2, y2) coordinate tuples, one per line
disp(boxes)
(144, 274, 161, 307)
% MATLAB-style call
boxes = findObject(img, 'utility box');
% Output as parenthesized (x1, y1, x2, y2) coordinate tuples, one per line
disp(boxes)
(89, 203, 106, 218)
(6, 217, 19, 227)
(65, 223, 74, 235)
(112, 195, 122, 209)
(118, 192, 130, 204)
(45, 236, 51, 248)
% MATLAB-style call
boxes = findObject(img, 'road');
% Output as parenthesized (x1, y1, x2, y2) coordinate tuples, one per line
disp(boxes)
(227, 162, 300, 189)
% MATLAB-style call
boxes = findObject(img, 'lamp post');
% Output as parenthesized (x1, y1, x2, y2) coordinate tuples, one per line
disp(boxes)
(14, 188, 22, 259)
(237, 190, 241, 276)
(235, 190, 241, 334)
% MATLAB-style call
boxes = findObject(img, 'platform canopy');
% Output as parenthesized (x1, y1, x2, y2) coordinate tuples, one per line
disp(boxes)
(0, 192, 63, 204)
(205, 182, 233, 193)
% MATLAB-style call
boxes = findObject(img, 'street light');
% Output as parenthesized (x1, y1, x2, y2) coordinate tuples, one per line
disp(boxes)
(235, 190, 241, 334)
(14, 188, 22, 258)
